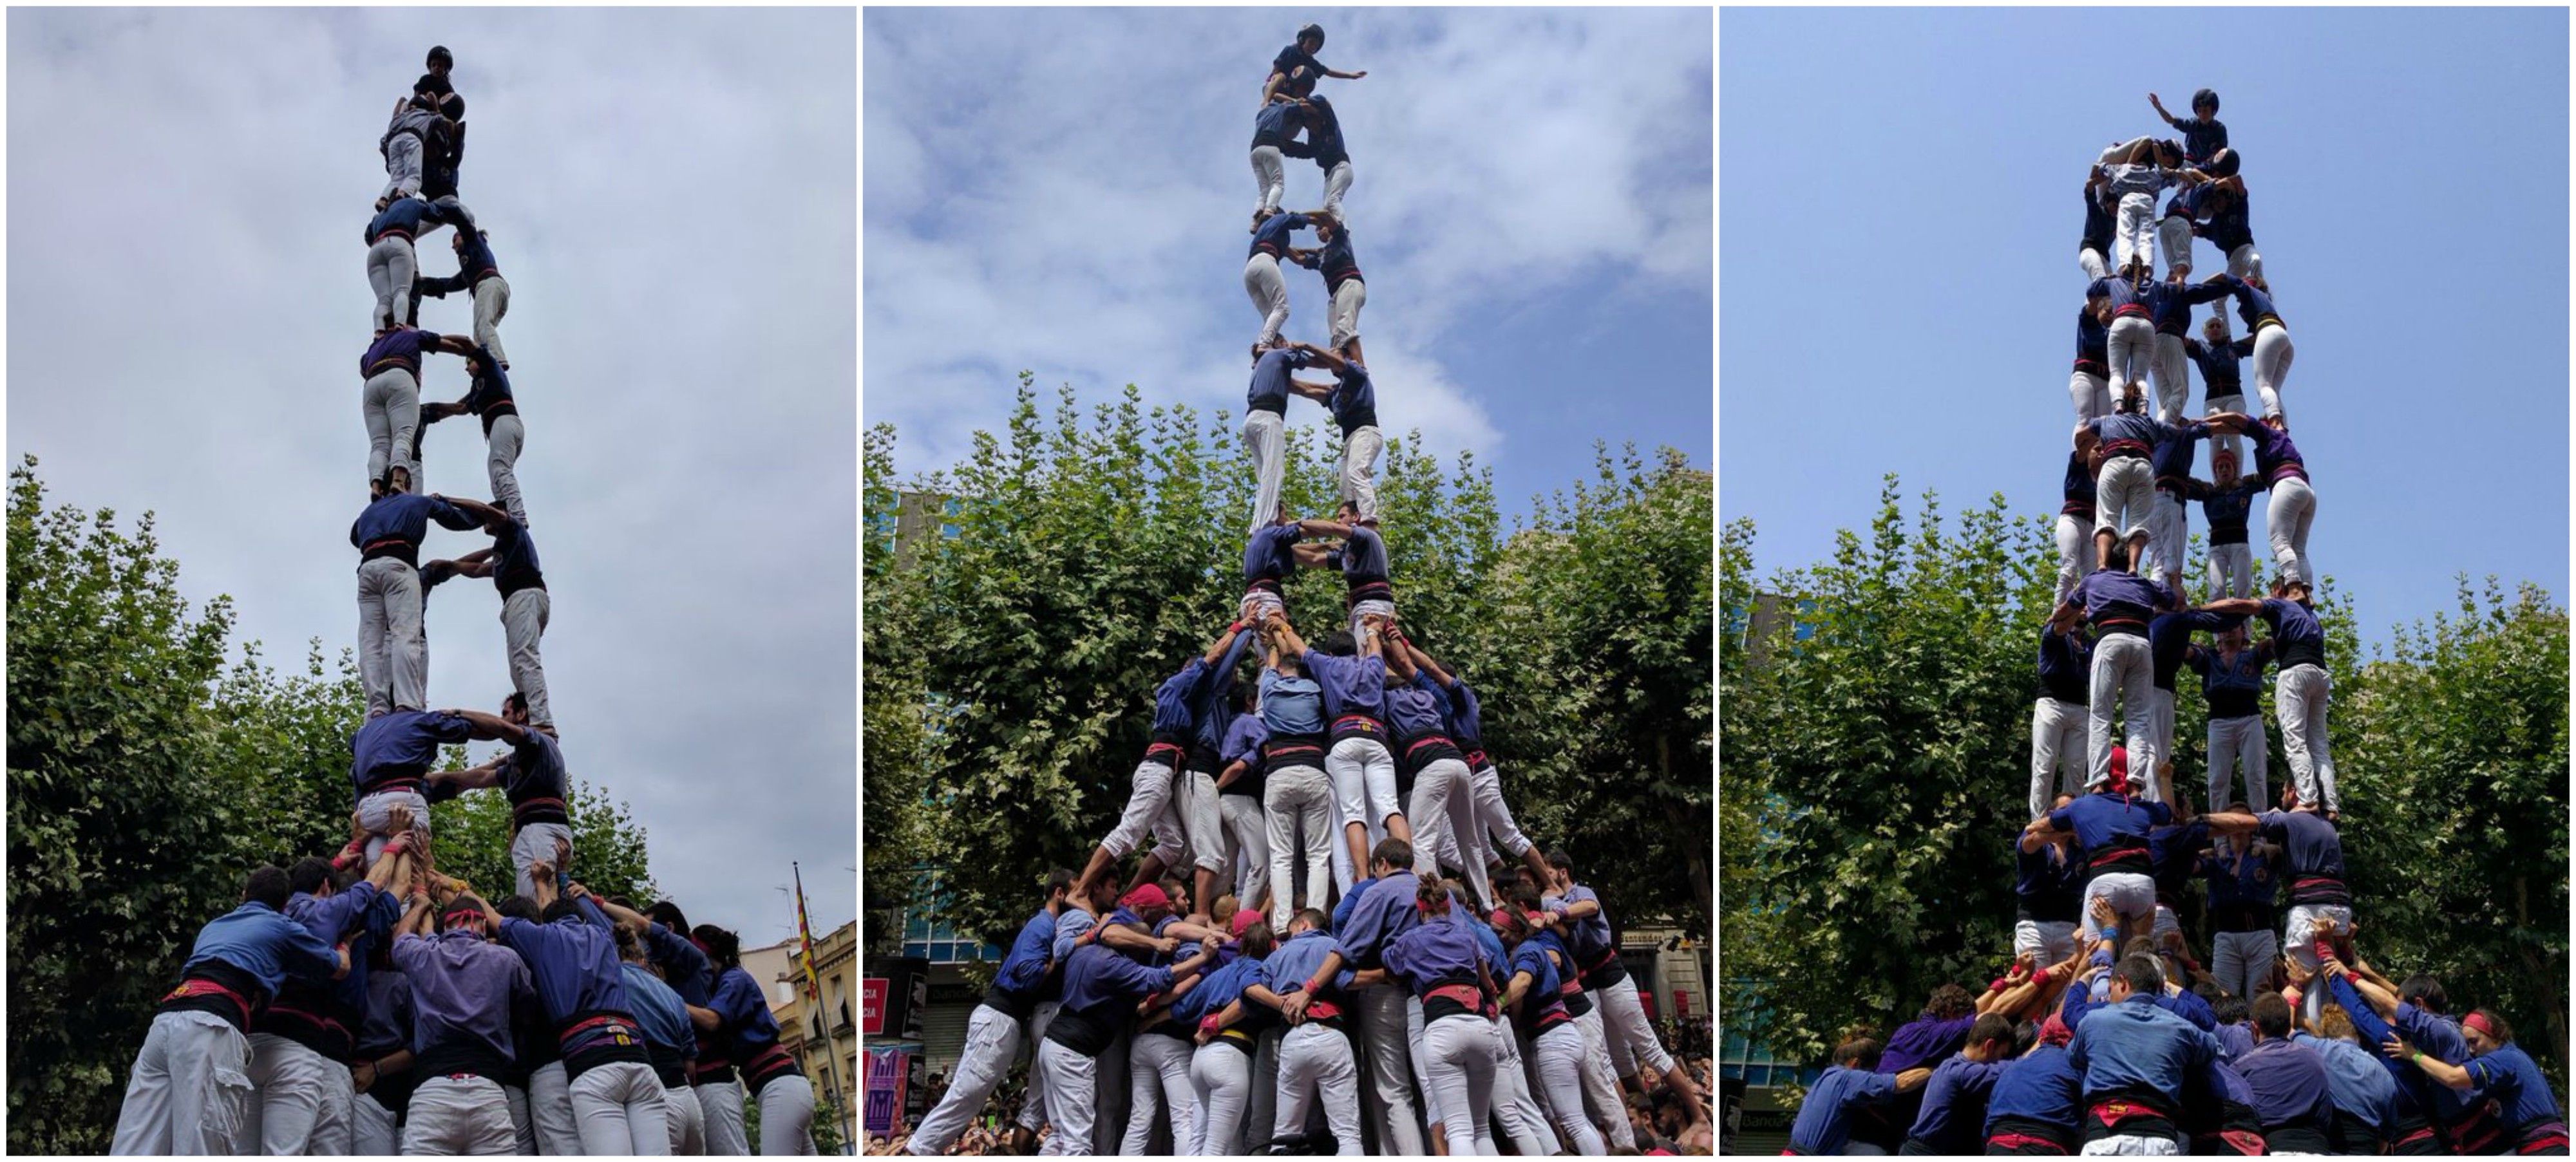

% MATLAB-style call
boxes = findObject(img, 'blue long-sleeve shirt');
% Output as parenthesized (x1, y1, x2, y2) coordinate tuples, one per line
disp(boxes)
(2235, 1036, 2336, 1130)
(1256, 671, 1325, 738)
(2147, 420, 2210, 485)
(1247, 211, 1309, 261)
(1244, 347, 1313, 415)
(1243, 522, 1302, 586)
(1789, 1065, 1905, 1154)
(351, 492, 478, 561)
(2253, 597, 2325, 668)
(1282, 93, 1350, 170)
(2212, 273, 2284, 332)
(1380, 914, 1489, 1000)
(1335, 871, 1420, 969)
(2142, 277, 2236, 337)
(2183, 335, 2252, 396)
(1264, 929, 1354, 1000)
(285, 883, 401, 1017)
(1907, 1056, 2010, 1152)
(1381, 670, 1453, 748)
(498, 904, 635, 1026)
(1170, 954, 1267, 1024)
(1251, 98, 1305, 148)
(1150, 657, 1214, 740)
(2067, 995, 2223, 1103)
(620, 962, 695, 1056)
(417, 229, 500, 295)
(2074, 569, 2177, 635)
(350, 709, 475, 796)
(642, 923, 712, 1007)
(1191, 631, 1258, 755)
(1986, 1042, 2083, 1134)
(2293, 1033, 2398, 1141)
(1439, 676, 1488, 754)
(2037, 626, 2093, 706)
(182, 901, 345, 1000)
(992, 909, 1057, 1000)
(1303, 650, 1385, 724)
(2075, 305, 2109, 371)
(2188, 478, 2265, 546)
(365, 196, 457, 242)
(1059, 942, 1175, 1013)
(2049, 791, 2172, 863)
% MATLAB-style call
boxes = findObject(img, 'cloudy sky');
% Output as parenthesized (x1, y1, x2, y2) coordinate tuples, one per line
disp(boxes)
(864, 7, 1712, 511)
(8, 7, 856, 942)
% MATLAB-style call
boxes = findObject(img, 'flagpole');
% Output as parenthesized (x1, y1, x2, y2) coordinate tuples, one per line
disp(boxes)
(795, 861, 855, 1151)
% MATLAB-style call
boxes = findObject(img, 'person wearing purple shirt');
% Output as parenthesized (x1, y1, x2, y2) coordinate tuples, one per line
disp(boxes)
(2394, 1007, 2568, 1154)
(1379, 881, 1501, 1154)
(1379, 636, 1486, 911)
(2206, 409, 2316, 591)
(2140, 415, 2211, 601)
(248, 856, 408, 1156)
(490, 882, 665, 1156)
(1253, 913, 1365, 1154)
(1244, 211, 1310, 347)
(2233, 993, 2336, 1152)
(2069, 558, 2177, 801)
(2065, 956, 2225, 1152)
(1900, 1015, 2019, 1154)
(348, 708, 478, 865)
(1214, 697, 1272, 914)
(421, 494, 552, 730)
(1249, 95, 1305, 218)
(2032, 608, 2094, 818)
(2183, 447, 2266, 601)
(2055, 445, 2103, 604)
(2140, 277, 2235, 427)
(1299, 844, 1428, 1156)
(1984, 1020, 2083, 1153)
(1036, 938, 1213, 1157)
(1269, 615, 1399, 897)
(2184, 316, 2255, 468)
(2204, 583, 2337, 817)
(2145, 607, 2239, 807)
(2076, 408, 2167, 572)
(2205, 791, 2349, 991)
(1076, 620, 1250, 909)
(349, 489, 480, 719)
(2032, 781, 2174, 943)
(1285, 342, 1380, 524)
(384, 888, 536, 1155)
(2086, 273, 2159, 409)
(1787, 1037, 1933, 1155)
(1240, 345, 1318, 533)
(358, 325, 477, 497)
(364, 195, 467, 332)
(2205, 272, 2294, 424)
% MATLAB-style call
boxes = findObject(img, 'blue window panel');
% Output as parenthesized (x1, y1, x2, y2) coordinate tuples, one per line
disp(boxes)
(902, 941, 929, 960)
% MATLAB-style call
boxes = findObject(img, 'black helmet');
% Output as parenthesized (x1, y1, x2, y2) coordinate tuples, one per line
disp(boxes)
(427, 45, 453, 70)
(2191, 88, 2218, 113)
(1298, 23, 1325, 48)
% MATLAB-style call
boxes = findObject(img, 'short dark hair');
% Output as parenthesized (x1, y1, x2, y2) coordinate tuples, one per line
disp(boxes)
(2213, 993, 2250, 1026)
(1832, 1037, 1884, 1069)
(1291, 907, 1331, 933)
(1370, 837, 1412, 871)
(2191, 88, 2219, 113)
(2399, 974, 2448, 1014)
(2250, 991, 2292, 1038)
(243, 866, 293, 910)
(1967, 1013, 2015, 1050)
(287, 857, 337, 896)
(1926, 984, 1976, 1022)
(1240, 921, 1277, 959)
(646, 901, 691, 932)
(1317, 630, 1358, 657)
(427, 45, 454, 70)
(2011, 1020, 2040, 1057)
(694, 924, 743, 970)
(1043, 868, 1076, 898)
(2107, 541, 2132, 570)
(540, 898, 582, 924)
(2204, 147, 2240, 179)
(1544, 848, 1575, 874)
(497, 894, 541, 922)
(2114, 954, 2164, 996)
(504, 692, 529, 716)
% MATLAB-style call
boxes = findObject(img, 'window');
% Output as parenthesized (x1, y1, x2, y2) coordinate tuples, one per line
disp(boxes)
(1719, 1026, 1817, 1089)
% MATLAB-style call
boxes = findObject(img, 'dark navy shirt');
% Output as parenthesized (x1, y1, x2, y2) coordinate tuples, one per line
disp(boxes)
(2062, 451, 2098, 518)
(2081, 182, 2115, 252)
(2177, 118, 2228, 167)
(2141, 277, 2236, 337)
(1245, 347, 1313, 415)
(2255, 810, 2344, 883)
(2048, 791, 2173, 861)
(1336, 523, 1388, 585)
(488, 519, 544, 595)
(1303, 226, 1361, 294)
(2150, 610, 2237, 689)
(1252, 98, 1304, 149)
(2075, 306, 2109, 370)
(2037, 626, 2092, 704)
(1986, 1042, 2083, 1134)
(2089, 410, 2164, 456)
(1324, 363, 1375, 436)
(1271, 45, 1326, 95)
(1219, 714, 1269, 797)
(1242, 522, 1302, 585)
(360, 326, 445, 380)
(1282, 93, 1350, 170)
(1908, 1056, 2010, 1153)
(2016, 841, 2082, 923)
(366, 196, 455, 242)
(2075, 569, 2177, 634)
(2200, 841, 2278, 927)
(350, 492, 478, 558)
(1248, 211, 1309, 261)
(2189, 478, 2264, 545)
(498, 727, 568, 809)
(2186, 642, 2268, 718)
(2148, 419, 2208, 484)
(2235, 1036, 2335, 1131)
(350, 709, 475, 796)
(2255, 597, 2325, 670)
(2213, 273, 2283, 332)
(1151, 657, 1215, 739)
(498, 901, 635, 1025)
(2183, 336, 2251, 396)
(2197, 188, 2255, 252)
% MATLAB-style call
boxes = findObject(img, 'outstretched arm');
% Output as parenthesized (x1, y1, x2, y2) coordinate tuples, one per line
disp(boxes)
(439, 494, 509, 528)
(1204, 621, 1248, 665)
(2199, 598, 2264, 617)
(1287, 379, 1336, 402)
(429, 760, 504, 793)
(441, 708, 527, 745)
(2148, 92, 2179, 126)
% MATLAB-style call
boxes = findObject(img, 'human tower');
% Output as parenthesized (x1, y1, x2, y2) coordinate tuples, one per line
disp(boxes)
(896, 24, 1712, 1159)
(1780, 91, 2568, 1156)
(108, 49, 818, 1157)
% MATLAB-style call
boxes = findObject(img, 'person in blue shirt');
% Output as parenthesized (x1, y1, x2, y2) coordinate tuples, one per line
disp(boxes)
(2066, 547, 2179, 801)
(1252, 613, 1334, 933)
(1786, 1036, 1933, 1154)
(484, 874, 666, 1156)
(907, 870, 1075, 1156)
(1250, 94, 1305, 220)
(419, 344, 526, 527)
(246, 854, 407, 1155)
(1262, 24, 1365, 106)
(357, 324, 477, 500)
(424, 699, 572, 899)
(693, 923, 814, 1154)
(2141, 267, 2239, 431)
(2202, 581, 2337, 818)
(422, 494, 551, 729)
(2192, 176, 2263, 298)
(2188, 617, 2270, 811)
(2066, 955, 2226, 1152)
(2234, 991, 2337, 1152)
(2195, 810, 2281, 1003)
(607, 921, 704, 1154)
(2203, 273, 2294, 424)
(2297, 1004, 2399, 1156)
(1249, 908, 1366, 1154)
(2145, 604, 2239, 807)
(1075, 619, 1249, 906)
(2390, 1007, 2569, 1154)
(1244, 211, 1312, 348)
(1286, 341, 1379, 524)
(2032, 605, 2095, 819)
(1037, 927, 1216, 1156)
(2182, 448, 2265, 601)
(364, 195, 468, 333)
(348, 488, 481, 719)
(2079, 167, 2116, 283)
(2183, 316, 2257, 471)
(1985, 1015, 2085, 1153)
(1292, 840, 1430, 1156)
(1179, 913, 1277, 1157)
(1899, 1013, 2020, 1154)
(1213, 686, 1273, 917)
(2031, 772, 2174, 946)
(1283, 97, 1355, 225)
(1268, 611, 1401, 899)
(2016, 794, 2086, 966)
(111, 867, 350, 1155)
(1240, 343, 1318, 533)
(2150, 89, 2230, 171)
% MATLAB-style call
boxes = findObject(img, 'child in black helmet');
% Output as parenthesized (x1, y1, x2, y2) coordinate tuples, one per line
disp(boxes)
(2150, 88, 2228, 170)
(1264, 23, 1365, 104)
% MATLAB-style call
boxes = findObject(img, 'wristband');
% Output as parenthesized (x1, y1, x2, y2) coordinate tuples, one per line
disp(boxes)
(1989, 977, 2011, 993)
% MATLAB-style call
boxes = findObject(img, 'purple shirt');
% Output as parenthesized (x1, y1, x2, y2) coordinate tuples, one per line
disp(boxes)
(360, 326, 443, 379)
(1382, 671, 1452, 746)
(1302, 649, 1386, 723)
(392, 930, 533, 1058)
(2240, 420, 2306, 483)
(349, 709, 475, 796)
(1878, 1012, 1976, 1074)
(1379, 914, 1489, 999)
(1335, 870, 1421, 968)
(2076, 569, 2177, 632)
(498, 904, 634, 1025)
(1243, 523, 1302, 585)
(2235, 1036, 2335, 1130)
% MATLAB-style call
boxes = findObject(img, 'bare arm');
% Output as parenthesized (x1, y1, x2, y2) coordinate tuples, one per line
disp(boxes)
(430, 761, 504, 793)
(438, 494, 508, 527)
(689, 1004, 723, 1033)
(1215, 759, 1250, 791)
(441, 708, 527, 745)
(2199, 598, 2264, 617)
(1294, 344, 1350, 374)
(1204, 621, 1248, 665)
(1287, 379, 1336, 402)
(1894, 1067, 1934, 1094)
(1267, 614, 1309, 658)
(1403, 638, 1454, 687)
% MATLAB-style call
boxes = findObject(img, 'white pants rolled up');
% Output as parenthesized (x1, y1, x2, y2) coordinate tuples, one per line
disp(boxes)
(1123, 1034, 1200, 1156)
(529, 1060, 581, 1155)
(1273, 1023, 1363, 1155)
(2106, 316, 2156, 397)
(2156, 215, 2195, 276)
(248, 1031, 353, 1154)
(1264, 764, 1334, 930)
(2094, 457, 2154, 542)
(1324, 737, 1399, 893)
(1338, 422, 1381, 523)
(1251, 146, 1286, 214)
(2015, 919, 2079, 964)
(2054, 514, 2097, 605)
(2251, 325, 2295, 421)
(1405, 758, 1488, 908)
(511, 820, 573, 899)
(357, 555, 428, 718)
(1329, 277, 1366, 353)
(2151, 333, 2189, 424)
(2087, 633, 2154, 794)
(2079, 246, 2110, 283)
(1100, 758, 1179, 859)
(2267, 476, 2316, 588)
(2031, 697, 2088, 819)
(1190, 1043, 1254, 1157)
(570, 1060, 671, 1155)
(382, 133, 425, 202)
(2079, 872, 2156, 941)
(2211, 928, 2277, 1003)
(1240, 409, 1287, 532)
(486, 411, 528, 529)
(697, 1076, 750, 1155)
(403, 1074, 517, 1155)
(1242, 253, 1289, 346)
(2277, 662, 2337, 814)
(755, 1074, 815, 1154)
(471, 275, 510, 367)
(2227, 243, 2264, 285)
(110, 1010, 254, 1156)
(368, 236, 418, 331)
(1524, 1022, 1607, 1155)
(2114, 193, 2158, 272)
(363, 367, 422, 489)
(1321, 161, 1353, 221)
(2070, 370, 2112, 424)
(1220, 792, 1271, 906)
(2205, 714, 2268, 813)
(1423, 1013, 1498, 1156)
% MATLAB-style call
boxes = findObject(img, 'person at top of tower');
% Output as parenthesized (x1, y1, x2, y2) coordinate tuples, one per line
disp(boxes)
(1264, 24, 1365, 104)
(2148, 89, 2229, 171)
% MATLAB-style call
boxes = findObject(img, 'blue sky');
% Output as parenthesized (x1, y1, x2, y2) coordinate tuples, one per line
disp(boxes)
(1719, 7, 2569, 642)
(866, 7, 1711, 514)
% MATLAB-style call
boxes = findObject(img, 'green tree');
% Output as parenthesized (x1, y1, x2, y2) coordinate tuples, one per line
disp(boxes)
(1721, 481, 2568, 1090)
(427, 753, 659, 905)
(864, 377, 1712, 948)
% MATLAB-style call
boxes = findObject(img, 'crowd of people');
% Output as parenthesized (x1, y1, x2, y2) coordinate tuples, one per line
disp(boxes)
(887, 26, 1708, 1156)
(1783, 90, 2567, 1157)
(107, 47, 816, 1156)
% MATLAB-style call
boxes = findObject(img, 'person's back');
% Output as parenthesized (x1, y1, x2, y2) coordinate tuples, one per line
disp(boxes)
(1985, 1038, 2082, 1152)
(2295, 1029, 2396, 1153)
(2235, 1030, 2334, 1152)
(1786, 1062, 1900, 1154)
(2066, 969, 2221, 1152)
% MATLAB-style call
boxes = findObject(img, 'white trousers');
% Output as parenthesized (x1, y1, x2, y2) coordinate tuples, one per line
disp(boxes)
(2083, 1133, 2182, 1155)
(2095, 457, 2154, 541)
(2251, 325, 2295, 421)
(1018, 1002, 1058, 1133)
(1190, 1043, 1255, 1157)
(2277, 663, 2337, 814)
(1572, 1005, 1636, 1150)
(368, 236, 418, 331)
(2205, 390, 2246, 471)
(1243, 253, 1289, 346)
(2106, 316, 2157, 396)
(2079, 246, 2110, 283)
(1036, 1040, 1097, 1157)
(1524, 1022, 1607, 1155)
(1441, 760, 1537, 884)
(1329, 278, 1366, 353)
(363, 367, 422, 490)
(403, 1074, 516, 1155)
(354, 1092, 401, 1155)
(2157, 215, 2195, 276)
(2079, 872, 2157, 941)
(2205, 714, 2268, 813)
(2227, 243, 2264, 285)
(2114, 193, 2159, 272)
(2031, 697, 2089, 820)
(1485, 1018, 1555, 1157)
(1252, 145, 1287, 214)
(1123, 1035, 1200, 1156)
(1338, 424, 1382, 524)
(507, 1083, 535, 1154)
(357, 555, 428, 717)
(501, 586, 553, 729)
(1352, 984, 1425, 1154)
(2150, 333, 2189, 424)
(2284, 903, 2354, 971)
(2070, 369, 2112, 424)
(1240, 409, 1287, 533)
(358, 787, 431, 865)
(1324, 737, 1400, 894)
(529, 1060, 581, 1155)
(1177, 770, 1226, 875)
(697, 1076, 750, 1155)
(1405, 758, 1489, 908)
(2143, 491, 2188, 592)
(510, 820, 574, 901)
(110, 1011, 254, 1156)
(246, 1031, 352, 1154)
(471, 276, 511, 368)
(2055, 513, 2097, 604)
(2148, 685, 2178, 798)
(382, 133, 425, 202)
(2210, 928, 2278, 1002)
(755, 1074, 816, 1155)
(2205, 539, 2253, 601)
(1101, 757, 1183, 861)
(1273, 1023, 1363, 1155)
(1264, 764, 1334, 929)
(2015, 919, 2079, 964)
(1220, 792, 1271, 909)
(663, 1078, 706, 1154)
(2087, 633, 2155, 794)
(570, 1060, 671, 1155)
(1321, 161, 1354, 222)
(486, 412, 528, 529)
(2268, 476, 2317, 588)
(1596, 973, 1676, 1078)
(1423, 1013, 1498, 1156)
